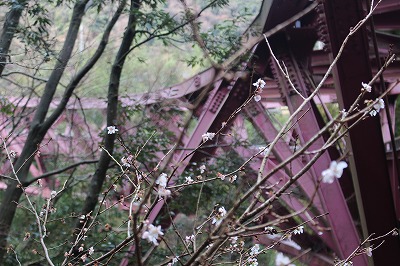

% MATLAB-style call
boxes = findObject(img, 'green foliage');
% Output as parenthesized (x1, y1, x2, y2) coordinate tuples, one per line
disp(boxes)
(0, 0, 269, 264)
(0, 97, 15, 115)
(17, 0, 54, 57)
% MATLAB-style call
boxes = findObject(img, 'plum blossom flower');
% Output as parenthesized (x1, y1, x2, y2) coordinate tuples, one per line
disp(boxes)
(199, 165, 206, 174)
(321, 161, 348, 184)
(275, 252, 295, 266)
(375, 99, 385, 109)
(366, 247, 372, 257)
(362, 82, 372, 92)
(369, 99, 385, 116)
(185, 176, 193, 183)
(142, 224, 164, 245)
(107, 126, 118, 134)
(121, 156, 132, 167)
(185, 234, 195, 244)
(343, 262, 353, 266)
(248, 258, 258, 266)
(217, 172, 225, 180)
(50, 190, 57, 199)
(258, 146, 269, 156)
(293, 225, 304, 235)
(250, 244, 260, 256)
(229, 175, 237, 183)
(158, 186, 171, 198)
(254, 94, 262, 102)
(156, 173, 168, 187)
(88, 246, 94, 255)
(253, 78, 266, 89)
(264, 226, 277, 235)
(9, 150, 17, 158)
(167, 257, 179, 266)
(212, 206, 227, 226)
(202, 132, 215, 142)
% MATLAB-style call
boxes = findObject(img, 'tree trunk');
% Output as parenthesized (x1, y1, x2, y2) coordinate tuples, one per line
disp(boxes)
(79, 0, 141, 220)
(0, 0, 89, 261)
(0, 0, 27, 76)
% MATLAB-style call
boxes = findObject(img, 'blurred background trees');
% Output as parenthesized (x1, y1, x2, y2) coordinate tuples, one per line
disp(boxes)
(0, 0, 263, 264)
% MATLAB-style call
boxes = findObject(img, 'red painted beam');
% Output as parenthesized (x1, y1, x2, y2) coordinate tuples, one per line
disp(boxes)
(323, 0, 400, 264)
(267, 36, 366, 263)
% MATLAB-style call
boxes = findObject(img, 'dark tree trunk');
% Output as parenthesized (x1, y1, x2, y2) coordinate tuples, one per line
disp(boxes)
(0, 0, 27, 76)
(0, 0, 90, 261)
(79, 0, 141, 220)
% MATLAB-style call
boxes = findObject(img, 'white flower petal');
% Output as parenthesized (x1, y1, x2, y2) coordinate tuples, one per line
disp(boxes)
(361, 82, 372, 92)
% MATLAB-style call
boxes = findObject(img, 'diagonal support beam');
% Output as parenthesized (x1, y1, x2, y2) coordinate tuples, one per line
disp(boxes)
(244, 102, 337, 251)
(268, 37, 366, 263)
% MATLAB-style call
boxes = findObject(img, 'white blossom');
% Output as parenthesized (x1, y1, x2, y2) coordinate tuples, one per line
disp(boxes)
(374, 99, 385, 110)
(254, 94, 262, 102)
(88, 246, 94, 255)
(202, 132, 215, 142)
(250, 244, 260, 256)
(343, 262, 353, 266)
(217, 172, 225, 180)
(253, 78, 266, 89)
(369, 99, 385, 116)
(293, 225, 304, 235)
(168, 257, 179, 266)
(158, 186, 171, 198)
(369, 109, 378, 116)
(248, 258, 258, 266)
(199, 165, 206, 174)
(78, 246, 84, 252)
(121, 157, 131, 167)
(275, 252, 294, 266)
(321, 161, 348, 184)
(366, 247, 372, 257)
(362, 82, 372, 92)
(230, 236, 238, 244)
(50, 190, 57, 199)
(185, 176, 194, 183)
(258, 146, 269, 156)
(185, 234, 195, 244)
(212, 206, 227, 226)
(9, 150, 17, 158)
(156, 173, 168, 187)
(229, 175, 237, 183)
(142, 224, 164, 246)
(107, 126, 118, 134)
